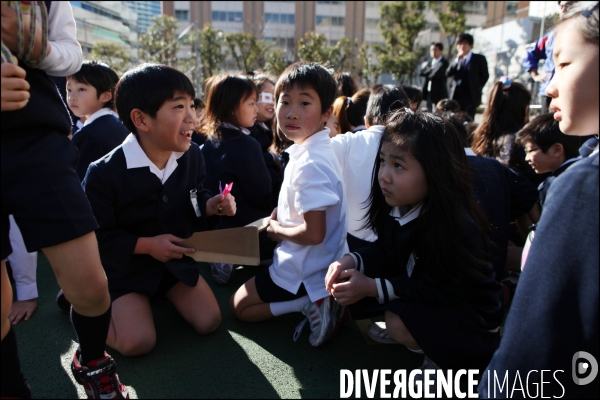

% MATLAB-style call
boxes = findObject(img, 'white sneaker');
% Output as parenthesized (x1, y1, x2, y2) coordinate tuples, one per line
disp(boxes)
(366, 322, 399, 344)
(300, 297, 346, 347)
(210, 262, 234, 285)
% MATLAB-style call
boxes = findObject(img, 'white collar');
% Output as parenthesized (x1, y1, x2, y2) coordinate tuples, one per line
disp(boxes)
(352, 124, 367, 133)
(390, 203, 423, 226)
(464, 147, 476, 156)
(258, 121, 270, 130)
(433, 55, 443, 64)
(286, 128, 331, 158)
(592, 144, 599, 156)
(84, 108, 119, 127)
(121, 133, 184, 184)
(222, 122, 251, 135)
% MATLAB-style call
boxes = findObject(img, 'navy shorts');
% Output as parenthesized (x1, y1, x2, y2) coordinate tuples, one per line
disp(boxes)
(109, 266, 180, 302)
(1, 132, 98, 260)
(254, 266, 307, 303)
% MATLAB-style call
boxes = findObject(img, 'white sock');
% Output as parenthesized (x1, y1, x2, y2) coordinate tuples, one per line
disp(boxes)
(270, 295, 310, 316)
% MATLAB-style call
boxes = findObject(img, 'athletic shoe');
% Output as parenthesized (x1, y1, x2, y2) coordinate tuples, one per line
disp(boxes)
(366, 321, 399, 345)
(415, 356, 443, 395)
(210, 262, 234, 285)
(301, 296, 346, 347)
(71, 348, 129, 399)
(56, 289, 71, 311)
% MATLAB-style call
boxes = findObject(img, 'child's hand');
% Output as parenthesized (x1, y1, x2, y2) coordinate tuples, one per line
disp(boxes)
(145, 234, 195, 262)
(325, 254, 356, 293)
(1, 63, 30, 111)
(206, 193, 236, 217)
(266, 219, 283, 243)
(331, 270, 377, 306)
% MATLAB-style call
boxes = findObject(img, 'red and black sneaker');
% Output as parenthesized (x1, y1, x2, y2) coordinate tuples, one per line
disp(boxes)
(71, 348, 129, 399)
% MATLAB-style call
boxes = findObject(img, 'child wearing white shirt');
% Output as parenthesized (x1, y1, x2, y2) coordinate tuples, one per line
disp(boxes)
(231, 62, 349, 347)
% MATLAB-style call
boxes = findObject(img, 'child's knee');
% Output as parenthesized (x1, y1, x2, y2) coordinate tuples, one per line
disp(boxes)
(115, 334, 156, 357)
(67, 279, 110, 312)
(193, 308, 221, 334)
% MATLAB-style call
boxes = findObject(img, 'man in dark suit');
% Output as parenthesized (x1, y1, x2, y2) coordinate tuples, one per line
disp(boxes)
(446, 33, 489, 119)
(420, 42, 449, 111)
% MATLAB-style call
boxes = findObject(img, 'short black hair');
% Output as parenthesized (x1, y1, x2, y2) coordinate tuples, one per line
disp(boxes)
(274, 62, 337, 113)
(431, 42, 444, 51)
(400, 85, 423, 105)
(365, 84, 410, 125)
(115, 64, 195, 134)
(516, 113, 581, 159)
(457, 33, 474, 46)
(68, 60, 119, 109)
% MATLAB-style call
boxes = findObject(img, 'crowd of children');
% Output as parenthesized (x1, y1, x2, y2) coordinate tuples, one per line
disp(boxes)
(1, 0, 598, 398)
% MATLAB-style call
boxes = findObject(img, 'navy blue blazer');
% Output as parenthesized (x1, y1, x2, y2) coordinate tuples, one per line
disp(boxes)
(72, 114, 129, 181)
(83, 143, 216, 294)
(468, 155, 538, 279)
(201, 126, 272, 229)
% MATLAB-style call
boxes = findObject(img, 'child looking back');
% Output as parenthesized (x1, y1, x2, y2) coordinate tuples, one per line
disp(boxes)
(231, 62, 348, 347)
(67, 60, 129, 181)
(201, 74, 274, 284)
(517, 112, 582, 208)
(326, 110, 503, 371)
(83, 64, 235, 356)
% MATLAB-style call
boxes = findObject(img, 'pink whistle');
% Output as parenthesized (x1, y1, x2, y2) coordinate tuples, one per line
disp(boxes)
(222, 182, 233, 196)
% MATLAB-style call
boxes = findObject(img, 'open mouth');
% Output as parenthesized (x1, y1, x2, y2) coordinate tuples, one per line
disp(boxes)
(180, 130, 193, 139)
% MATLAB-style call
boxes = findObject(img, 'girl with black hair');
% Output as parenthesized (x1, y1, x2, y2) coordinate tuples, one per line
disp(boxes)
(325, 109, 504, 372)
(201, 75, 273, 284)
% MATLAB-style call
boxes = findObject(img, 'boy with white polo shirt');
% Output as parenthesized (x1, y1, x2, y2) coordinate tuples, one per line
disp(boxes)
(231, 62, 349, 347)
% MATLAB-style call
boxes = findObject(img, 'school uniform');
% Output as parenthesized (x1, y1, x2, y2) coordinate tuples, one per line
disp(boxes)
(83, 134, 216, 300)
(466, 148, 538, 279)
(350, 205, 504, 371)
(1, 1, 94, 260)
(248, 121, 284, 208)
(201, 125, 274, 260)
(72, 109, 129, 181)
(480, 152, 599, 399)
(537, 157, 580, 209)
(331, 125, 383, 249)
(267, 128, 348, 303)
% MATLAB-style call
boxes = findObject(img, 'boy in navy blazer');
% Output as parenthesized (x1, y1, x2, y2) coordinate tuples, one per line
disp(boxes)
(83, 64, 236, 356)
(67, 61, 129, 181)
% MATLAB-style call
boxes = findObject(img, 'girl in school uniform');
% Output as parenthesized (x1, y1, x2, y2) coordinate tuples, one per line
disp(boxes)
(480, 2, 599, 398)
(201, 75, 274, 284)
(326, 109, 504, 372)
(249, 74, 285, 211)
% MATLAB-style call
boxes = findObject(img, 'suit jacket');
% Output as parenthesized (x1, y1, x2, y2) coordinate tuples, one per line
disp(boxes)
(447, 53, 489, 108)
(420, 56, 449, 105)
(72, 115, 129, 181)
(83, 144, 216, 295)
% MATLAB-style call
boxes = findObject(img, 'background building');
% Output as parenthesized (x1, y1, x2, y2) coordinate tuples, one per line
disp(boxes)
(124, 1, 162, 35)
(70, 1, 138, 58)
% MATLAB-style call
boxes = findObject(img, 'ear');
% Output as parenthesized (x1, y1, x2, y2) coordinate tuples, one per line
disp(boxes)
(130, 109, 150, 133)
(549, 143, 564, 158)
(322, 106, 333, 124)
(364, 115, 371, 129)
(99, 90, 112, 104)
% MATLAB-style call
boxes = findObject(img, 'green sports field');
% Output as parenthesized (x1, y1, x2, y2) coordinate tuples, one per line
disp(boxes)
(13, 254, 425, 399)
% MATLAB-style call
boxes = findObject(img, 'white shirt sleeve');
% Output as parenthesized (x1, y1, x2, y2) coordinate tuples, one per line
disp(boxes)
(330, 134, 349, 171)
(7, 216, 38, 301)
(293, 159, 341, 215)
(38, 1, 83, 76)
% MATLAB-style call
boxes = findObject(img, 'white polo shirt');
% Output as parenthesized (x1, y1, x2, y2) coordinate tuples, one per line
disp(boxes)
(330, 125, 385, 242)
(270, 128, 349, 302)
